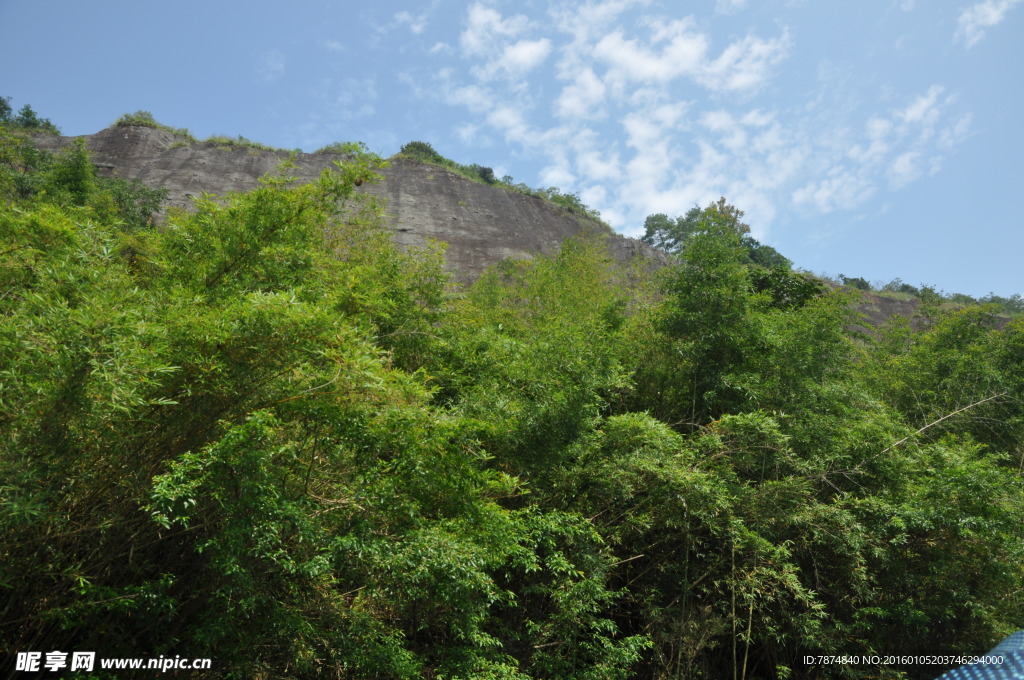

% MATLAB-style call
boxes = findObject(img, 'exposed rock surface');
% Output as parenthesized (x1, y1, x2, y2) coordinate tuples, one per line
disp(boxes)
(37, 126, 996, 330)
(854, 292, 921, 330)
(34, 126, 666, 280)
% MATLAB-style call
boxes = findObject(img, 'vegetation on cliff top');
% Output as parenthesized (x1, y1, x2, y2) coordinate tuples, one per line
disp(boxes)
(115, 109, 295, 153)
(3, 105, 1023, 679)
(0, 96, 60, 135)
(395, 139, 611, 229)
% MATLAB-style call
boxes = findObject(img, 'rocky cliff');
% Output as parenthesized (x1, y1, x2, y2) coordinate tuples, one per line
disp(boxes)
(36, 126, 990, 330)
(34, 126, 665, 280)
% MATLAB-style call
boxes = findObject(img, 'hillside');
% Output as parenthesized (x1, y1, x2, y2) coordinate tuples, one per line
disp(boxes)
(37, 124, 1008, 329)
(32, 125, 666, 280)
(4, 113, 1023, 680)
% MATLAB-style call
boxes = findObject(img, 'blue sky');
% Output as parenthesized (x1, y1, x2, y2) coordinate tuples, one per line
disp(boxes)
(2, 0, 1021, 297)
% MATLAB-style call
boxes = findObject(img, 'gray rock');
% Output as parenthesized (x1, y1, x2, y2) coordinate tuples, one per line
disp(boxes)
(34, 126, 668, 281)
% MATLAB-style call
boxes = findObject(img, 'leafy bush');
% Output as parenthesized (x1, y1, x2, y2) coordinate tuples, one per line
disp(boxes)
(0, 148, 649, 678)
(467, 163, 497, 184)
(881, 277, 921, 296)
(0, 96, 60, 134)
(114, 109, 194, 140)
(840, 273, 872, 290)
(203, 134, 284, 152)
(3, 127, 1023, 679)
(315, 140, 370, 155)
(642, 199, 790, 268)
(398, 140, 447, 164)
(981, 292, 1024, 316)
(114, 109, 160, 127)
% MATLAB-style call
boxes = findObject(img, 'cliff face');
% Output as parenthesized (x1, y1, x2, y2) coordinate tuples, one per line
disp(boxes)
(34, 126, 666, 280)
(36, 126, 978, 329)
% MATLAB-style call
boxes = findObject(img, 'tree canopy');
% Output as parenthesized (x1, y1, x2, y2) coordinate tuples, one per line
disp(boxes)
(2, 111, 1023, 679)
(0, 96, 60, 134)
(642, 197, 791, 269)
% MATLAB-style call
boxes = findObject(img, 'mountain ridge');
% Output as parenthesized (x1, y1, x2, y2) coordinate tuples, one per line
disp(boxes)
(31, 124, 1014, 328)
(32, 125, 667, 280)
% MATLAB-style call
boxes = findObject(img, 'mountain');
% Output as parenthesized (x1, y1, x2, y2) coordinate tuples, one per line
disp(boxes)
(32, 124, 1011, 329)
(8, 118, 1023, 680)
(32, 125, 666, 280)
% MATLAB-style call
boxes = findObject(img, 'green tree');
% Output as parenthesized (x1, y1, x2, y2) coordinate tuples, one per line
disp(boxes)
(840, 273, 871, 290)
(0, 150, 652, 678)
(6, 102, 61, 134)
(642, 197, 792, 270)
(3, 133, 1023, 679)
(653, 213, 755, 425)
(399, 140, 447, 164)
(0, 125, 51, 199)
(114, 109, 159, 127)
(641, 197, 750, 254)
(42, 138, 95, 205)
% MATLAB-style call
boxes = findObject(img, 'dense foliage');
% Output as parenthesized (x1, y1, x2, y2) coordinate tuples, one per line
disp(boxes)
(2, 115, 1023, 679)
(835, 276, 1024, 319)
(114, 110, 195, 141)
(641, 198, 791, 270)
(0, 96, 60, 135)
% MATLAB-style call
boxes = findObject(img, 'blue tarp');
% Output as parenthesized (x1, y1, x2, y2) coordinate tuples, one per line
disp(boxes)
(935, 631, 1024, 680)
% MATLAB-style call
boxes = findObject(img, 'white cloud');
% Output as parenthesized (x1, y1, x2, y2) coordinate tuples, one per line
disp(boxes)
(446, 82, 495, 114)
(701, 110, 748, 151)
(938, 113, 973, 149)
(623, 104, 687, 149)
(377, 1, 441, 37)
(460, 5, 552, 83)
(256, 49, 286, 82)
(791, 85, 967, 215)
(487, 105, 532, 144)
(476, 38, 553, 81)
(697, 30, 791, 91)
(330, 77, 377, 120)
(590, 19, 789, 93)
(955, 0, 1022, 47)
(793, 167, 876, 213)
(294, 77, 379, 150)
(461, 4, 531, 56)
(555, 68, 607, 119)
(324, 40, 346, 53)
(432, 3, 972, 240)
(577, 148, 622, 181)
(898, 85, 943, 124)
(550, 0, 652, 43)
(505, 39, 553, 72)
(395, 10, 427, 35)
(888, 151, 921, 188)
(716, 0, 747, 13)
(847, 118, 891, 164)
(593, 19, 709, 87)
(456, 123, 484, 145)
(540, 163, 577, 188)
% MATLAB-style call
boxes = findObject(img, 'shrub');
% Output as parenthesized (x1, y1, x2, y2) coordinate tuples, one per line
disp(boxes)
(839, 274, 871, 290)
(398, 140, 446, 164)
(315, 141, 370, 155)
(203, 134, 282, 152)
(113, 110, 195, 140)
(0, 98, 60, 134)
(115, 110, 159, 128)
